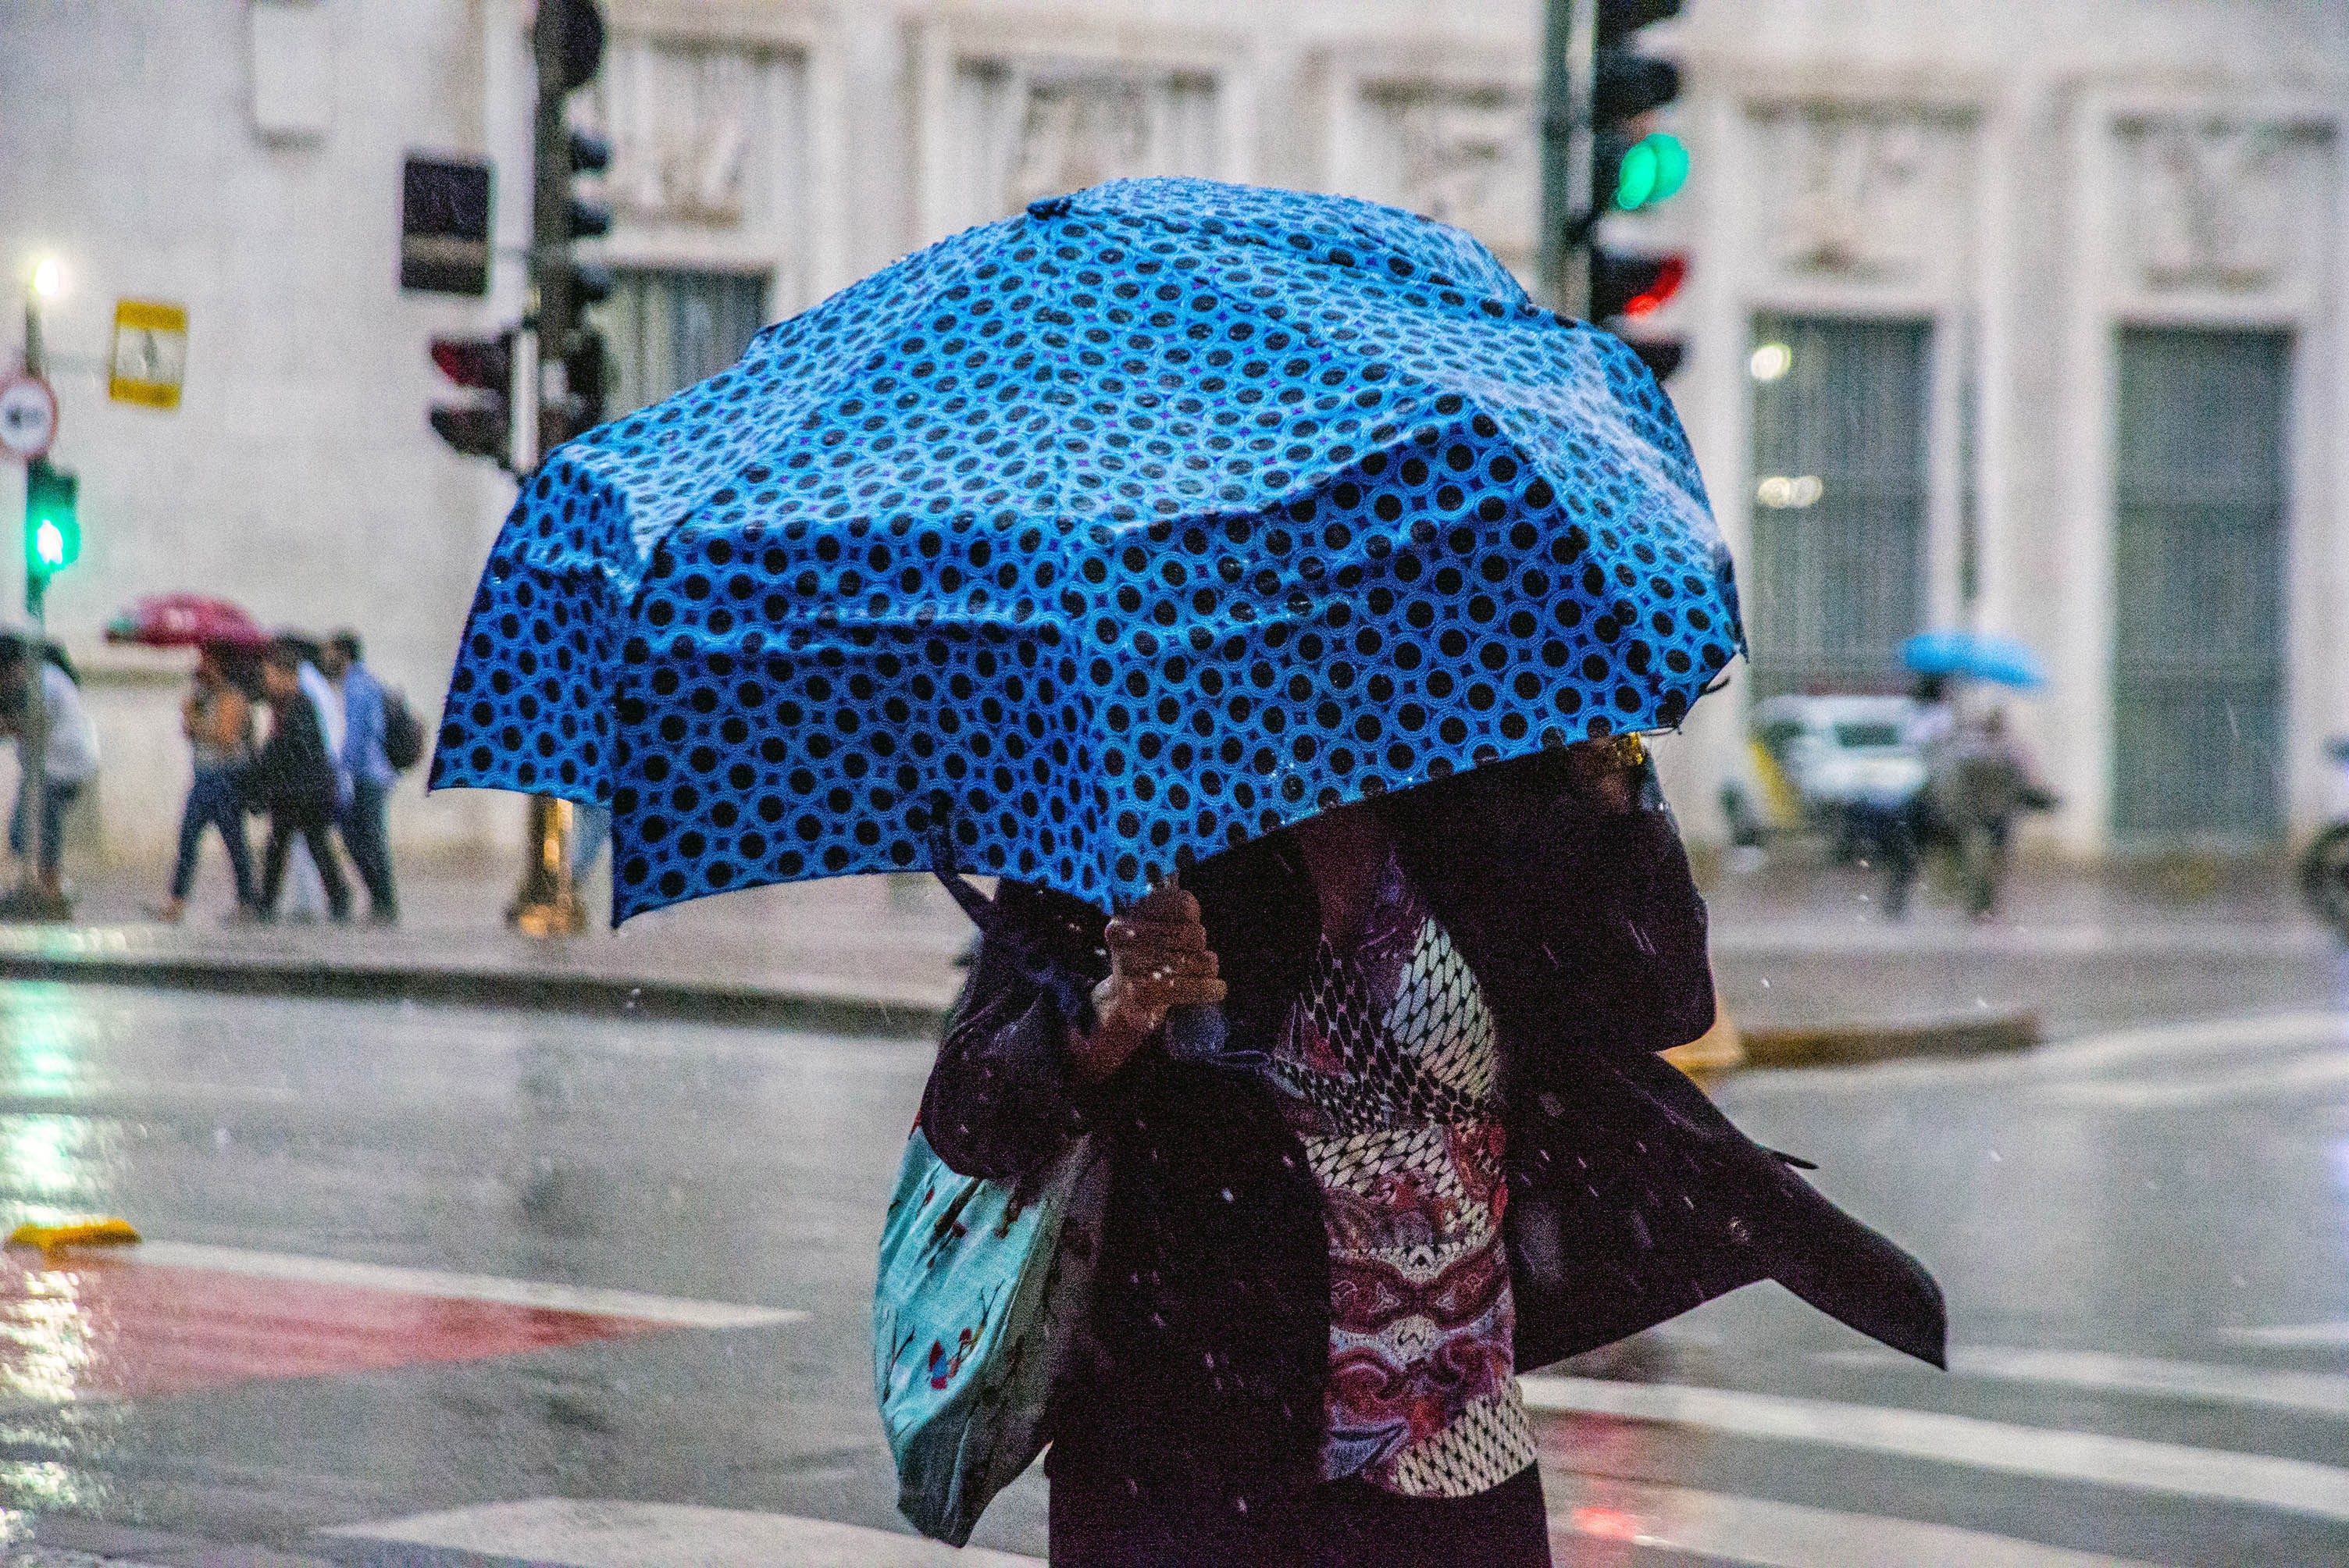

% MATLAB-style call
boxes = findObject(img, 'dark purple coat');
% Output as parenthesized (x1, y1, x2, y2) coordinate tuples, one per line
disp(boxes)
(920, 751, 1944, 1516)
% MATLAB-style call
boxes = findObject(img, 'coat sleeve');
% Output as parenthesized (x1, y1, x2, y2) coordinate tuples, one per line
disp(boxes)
(917, 880, 1114, 1185)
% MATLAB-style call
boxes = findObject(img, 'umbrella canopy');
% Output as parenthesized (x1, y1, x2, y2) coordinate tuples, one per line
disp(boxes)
(1900, 629, 2044, 690)
(106, 593, 269, 650)
(431, 178, 1741, 919)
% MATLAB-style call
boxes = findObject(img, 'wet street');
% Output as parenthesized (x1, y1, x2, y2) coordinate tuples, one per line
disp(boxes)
(3, 981, 2348, 1566)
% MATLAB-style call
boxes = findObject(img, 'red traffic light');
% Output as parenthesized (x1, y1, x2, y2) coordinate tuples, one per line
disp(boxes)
(1620, 254, 1687, 317)
(430, 334, 512, 391)
(1589, 250, 1688, 322)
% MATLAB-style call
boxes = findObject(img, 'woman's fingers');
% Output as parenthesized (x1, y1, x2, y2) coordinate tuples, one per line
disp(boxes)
(1128, 884, 1199, 924)
(1114, 973, 1228, 1013)
(1121, 948, 1219, 979)
(1105, 914, 1209, 951)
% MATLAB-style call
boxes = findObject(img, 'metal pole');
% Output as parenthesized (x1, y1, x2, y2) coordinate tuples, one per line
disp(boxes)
(506, 0, 583, 937)
(1538, 0, 1600, 319)
(17, 285, 56, 915)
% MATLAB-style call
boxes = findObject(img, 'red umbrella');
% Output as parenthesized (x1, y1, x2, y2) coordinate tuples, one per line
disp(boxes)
(105, 593, 269, 650)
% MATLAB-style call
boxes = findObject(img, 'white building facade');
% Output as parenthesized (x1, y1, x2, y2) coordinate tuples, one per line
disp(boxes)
(2, 0, 2344, 866)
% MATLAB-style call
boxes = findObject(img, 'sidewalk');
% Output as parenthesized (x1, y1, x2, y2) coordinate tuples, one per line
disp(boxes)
(4, 850, 2337, 1051)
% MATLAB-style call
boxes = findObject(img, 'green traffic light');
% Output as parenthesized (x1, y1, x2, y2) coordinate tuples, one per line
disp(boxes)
(1613, 131, 1690, 212)
(23, 462, 80, 579)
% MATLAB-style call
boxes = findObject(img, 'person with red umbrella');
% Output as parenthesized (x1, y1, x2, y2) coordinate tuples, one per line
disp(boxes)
(152, 642, 260, 923)
(107, 594, 269, 922)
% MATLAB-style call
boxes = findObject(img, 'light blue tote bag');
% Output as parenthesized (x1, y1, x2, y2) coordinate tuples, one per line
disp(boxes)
(873, 1124, 1109, 1545)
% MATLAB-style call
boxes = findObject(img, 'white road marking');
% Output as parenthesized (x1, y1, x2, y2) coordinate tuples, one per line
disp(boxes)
(2038, 1048, 2349, 1108)
(1548, 1473, 2159, 1568)
(1813, 1345, 2349, 1421)
(1521, 1375, 2349, 1522)
(129, 1242, 806, 1329)
(326, 1499, 1042, 1567)
(2029, 1011, 2349, 1074)
(2223, 1321, 2349, 1349)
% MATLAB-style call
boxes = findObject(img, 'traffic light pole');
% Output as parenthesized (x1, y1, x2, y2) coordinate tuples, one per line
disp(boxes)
(15, 283, 59, 916)
(1539, 0, 1599, 318)
(507, 0, 586, 939)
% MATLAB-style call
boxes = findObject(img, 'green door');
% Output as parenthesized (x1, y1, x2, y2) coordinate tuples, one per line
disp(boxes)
(1747, 315, 1931, 697)
(2112, 329, 2288, 843)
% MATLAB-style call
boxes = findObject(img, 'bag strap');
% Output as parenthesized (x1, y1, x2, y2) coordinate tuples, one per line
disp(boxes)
(927, 821, 1098, 1029)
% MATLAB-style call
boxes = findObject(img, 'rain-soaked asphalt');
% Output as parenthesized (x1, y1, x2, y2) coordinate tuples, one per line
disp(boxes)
(3, 981, 2348, 1566)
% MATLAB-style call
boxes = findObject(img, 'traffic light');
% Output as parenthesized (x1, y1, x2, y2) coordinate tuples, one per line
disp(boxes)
(566, 129, 612, 242)
(530, 0, 611, 457)
(565, 327, 608, 435)
(23, 458, 80, 586)
(1594, 1, 1685, 213)
(430, 330, 516, 468)
(1588, 2, 1688, 379)
(1588, 248, 1687, 380)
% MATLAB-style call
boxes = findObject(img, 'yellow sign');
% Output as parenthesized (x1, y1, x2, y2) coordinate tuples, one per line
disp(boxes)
(109, 298, 188, 409)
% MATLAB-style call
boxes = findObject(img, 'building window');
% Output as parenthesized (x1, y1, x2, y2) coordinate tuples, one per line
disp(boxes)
(1745, 314, 1931, 697)
(943, 61, 1222, 232)
(2112, 328, 2288, 844)
(596, 269, 769, 416)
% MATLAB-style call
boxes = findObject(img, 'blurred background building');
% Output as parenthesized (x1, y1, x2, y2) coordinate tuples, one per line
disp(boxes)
(2, 0, 2344, 868)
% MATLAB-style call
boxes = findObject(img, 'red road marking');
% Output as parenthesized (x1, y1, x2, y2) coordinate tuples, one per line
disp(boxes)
(0, 1250, 671, 1402)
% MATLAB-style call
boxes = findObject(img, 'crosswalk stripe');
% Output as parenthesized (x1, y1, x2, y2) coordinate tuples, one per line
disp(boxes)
(2222, 1320, 2349, 1349)
(132, 1242, 805, 1329)
(325, 1499, 1041, 1567)
(1813, 1345, 2349, 1420)
(2037, 1048, 2349, 1108)
(1547, 1473, 2158, 1568)
(1521, 1375, 2349, 1523)
(2027, 1010, 2349, 1074)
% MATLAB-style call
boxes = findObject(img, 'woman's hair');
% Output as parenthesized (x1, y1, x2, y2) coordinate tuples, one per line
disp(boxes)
(209, 643, 265, 697)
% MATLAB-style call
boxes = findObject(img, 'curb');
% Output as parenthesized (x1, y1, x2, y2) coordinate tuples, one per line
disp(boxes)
(0, 948, 956, 1039)
(1737, 1012, 2041, 1069)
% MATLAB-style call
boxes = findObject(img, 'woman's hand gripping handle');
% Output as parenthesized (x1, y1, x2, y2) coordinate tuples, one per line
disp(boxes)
(1074, 877, 1227, 1084)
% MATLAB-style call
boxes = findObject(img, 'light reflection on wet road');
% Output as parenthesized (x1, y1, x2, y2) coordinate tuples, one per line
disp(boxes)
(0, 982, 2346, 1565)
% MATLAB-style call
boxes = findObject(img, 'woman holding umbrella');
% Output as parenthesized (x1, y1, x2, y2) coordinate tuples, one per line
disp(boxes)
(107, 596, 269, 921)
(429, 180, 1944, 1566)
(154, 641, 261, 922)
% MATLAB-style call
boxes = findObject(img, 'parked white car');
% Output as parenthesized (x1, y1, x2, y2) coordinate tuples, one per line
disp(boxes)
(1722, 694, 1931, 847)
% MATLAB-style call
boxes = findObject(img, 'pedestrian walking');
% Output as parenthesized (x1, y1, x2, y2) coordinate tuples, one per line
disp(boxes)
(251, 640, 350, 922)
(322, 630, 399, 923)
(273, 634, 345, 921)
(921, 739, 1942, 1565)
(1927, 707, 2055, 919)
(0, 634, 98, 910)
(152, 643, 259, 922)
(423, 179, 1944, 1565)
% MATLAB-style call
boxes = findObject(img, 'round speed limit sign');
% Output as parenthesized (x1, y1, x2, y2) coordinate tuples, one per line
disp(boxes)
(0, 373, 59, 461)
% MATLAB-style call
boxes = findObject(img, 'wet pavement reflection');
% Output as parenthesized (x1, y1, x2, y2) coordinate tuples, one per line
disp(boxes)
(0, 983, 2344, 1564)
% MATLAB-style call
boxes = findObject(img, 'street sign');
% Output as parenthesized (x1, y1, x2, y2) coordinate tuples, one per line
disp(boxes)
(0, 373, 58, 461)
(401, 155, 494, 297)
(109, 298, 190, 409)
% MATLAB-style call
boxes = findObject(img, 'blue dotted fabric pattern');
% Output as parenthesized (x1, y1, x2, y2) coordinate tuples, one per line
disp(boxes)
(431, 178, 1742, 921)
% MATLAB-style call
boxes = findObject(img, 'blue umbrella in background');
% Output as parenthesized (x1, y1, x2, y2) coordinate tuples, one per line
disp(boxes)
(431, 178, 1742, 921)
(1901, 629, 2046, 690)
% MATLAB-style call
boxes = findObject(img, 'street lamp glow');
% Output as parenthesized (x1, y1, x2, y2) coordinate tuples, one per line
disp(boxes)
(30, 258, 61, 299)
(1749, 342, 1792, 382)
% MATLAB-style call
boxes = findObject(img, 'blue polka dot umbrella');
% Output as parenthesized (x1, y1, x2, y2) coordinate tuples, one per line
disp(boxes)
(430, 178, 1743, 921)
